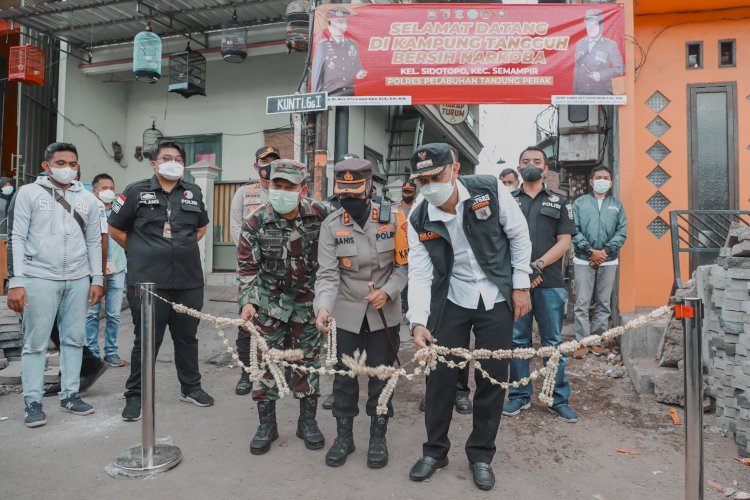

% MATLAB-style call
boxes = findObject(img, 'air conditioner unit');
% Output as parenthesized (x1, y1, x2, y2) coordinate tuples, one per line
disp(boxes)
(558, 105, 604, 135)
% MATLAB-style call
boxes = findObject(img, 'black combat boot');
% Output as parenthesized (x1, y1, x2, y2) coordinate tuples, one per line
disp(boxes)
(325, 417, 356, 467)
(235, 371, 252, 395)
(367, 415, 389, 469)
(250, 401, 279, 455)
(296, 397, 325, 450)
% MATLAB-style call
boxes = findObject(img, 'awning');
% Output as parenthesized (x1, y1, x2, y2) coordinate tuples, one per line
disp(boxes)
(0, 0, 288, 50)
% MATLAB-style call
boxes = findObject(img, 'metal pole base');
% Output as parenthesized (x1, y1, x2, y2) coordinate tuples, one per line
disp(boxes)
(113, 444, 182, 476)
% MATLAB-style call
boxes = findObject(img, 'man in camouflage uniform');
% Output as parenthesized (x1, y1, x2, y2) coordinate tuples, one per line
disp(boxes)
(237, 159, 334, 456)
(572, 9, 624, 95)
(311, 7, 367, 96)
(229, 145, 280, 396)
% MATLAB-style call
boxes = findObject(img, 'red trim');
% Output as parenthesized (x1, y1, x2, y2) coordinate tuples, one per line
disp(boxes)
(674, 305, 694, 319)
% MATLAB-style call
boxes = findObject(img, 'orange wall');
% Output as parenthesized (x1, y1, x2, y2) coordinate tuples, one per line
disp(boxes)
(620, 7, 750, 309)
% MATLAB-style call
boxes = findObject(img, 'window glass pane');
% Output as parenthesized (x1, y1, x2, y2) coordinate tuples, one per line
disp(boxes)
(695, 91, 728, 210)
(720, 40, 735, 66)
(687, 43, 702, 68)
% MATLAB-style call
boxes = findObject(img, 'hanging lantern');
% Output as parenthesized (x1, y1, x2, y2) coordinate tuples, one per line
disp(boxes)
(133, 22, 162, 84)
(285, 0, 310, 54)
(221, 8, 248, 63)
(142, 121, 163, 159)
(168, 44, 206, 98)
(8, 45, 45, 85)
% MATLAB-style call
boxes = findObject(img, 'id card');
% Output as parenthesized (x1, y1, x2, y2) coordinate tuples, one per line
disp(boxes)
(163, 221, 173, 239)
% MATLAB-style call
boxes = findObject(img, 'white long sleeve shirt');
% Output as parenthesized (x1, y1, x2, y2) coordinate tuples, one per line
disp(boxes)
(407, 179, 532, 327)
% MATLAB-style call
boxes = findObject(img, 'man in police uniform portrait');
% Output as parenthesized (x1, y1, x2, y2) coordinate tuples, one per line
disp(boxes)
(311, 7, 367, 96)
(314, 158, 408, 469)
(109, 141, 214, 422)
(237, 159, 334, 456)
(502, 147, 578, 424)
(572, 8, 624, 95)
(229, 145, 280, 396)
(406, 143, 532, 491)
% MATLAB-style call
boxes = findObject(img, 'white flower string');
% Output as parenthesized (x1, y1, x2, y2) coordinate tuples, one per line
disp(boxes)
(152, 290, 671, 415)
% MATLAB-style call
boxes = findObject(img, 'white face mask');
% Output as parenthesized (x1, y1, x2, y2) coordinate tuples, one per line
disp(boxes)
(98, 189, 116, 204)
(1, 186, 13, 196)
(157, 161, 184, 181)
(49, 166, 77, 185)
(420, 170, 455, 207)
(592, 179, 611, 194)
(505, 184, 516, 192)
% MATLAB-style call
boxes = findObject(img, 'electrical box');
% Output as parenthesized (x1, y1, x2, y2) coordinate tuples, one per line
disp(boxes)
(558, 133, 602, 164)
(558, 105, 604, 135)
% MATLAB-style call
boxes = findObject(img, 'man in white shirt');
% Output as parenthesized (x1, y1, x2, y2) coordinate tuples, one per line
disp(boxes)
(406, 143, 532, 491)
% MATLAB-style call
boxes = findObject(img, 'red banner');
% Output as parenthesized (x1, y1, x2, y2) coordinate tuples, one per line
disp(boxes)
(310, 3, 625, 105)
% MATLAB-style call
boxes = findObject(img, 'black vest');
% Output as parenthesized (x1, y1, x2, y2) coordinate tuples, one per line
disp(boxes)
(409, 175, 513, 332)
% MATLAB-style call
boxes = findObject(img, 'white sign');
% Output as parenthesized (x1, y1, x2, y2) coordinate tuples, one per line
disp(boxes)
(327, 96, 412, 106)
(552, 95, 628, 106)
(439, 104, 469, 125)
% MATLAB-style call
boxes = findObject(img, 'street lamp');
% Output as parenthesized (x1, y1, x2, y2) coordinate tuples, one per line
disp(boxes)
(496, 158, 506, 165)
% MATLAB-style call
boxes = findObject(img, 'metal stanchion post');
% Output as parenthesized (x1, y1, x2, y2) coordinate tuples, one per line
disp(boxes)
(677, 298, 704, 500)
(113, 283, 181, 476)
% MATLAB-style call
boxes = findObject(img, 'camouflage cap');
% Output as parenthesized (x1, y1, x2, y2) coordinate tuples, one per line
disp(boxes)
(326, 6, 351, 21)
(409, 143, 454, 179)
(269, 159, 306, 185)
(584, 8, 603, 23)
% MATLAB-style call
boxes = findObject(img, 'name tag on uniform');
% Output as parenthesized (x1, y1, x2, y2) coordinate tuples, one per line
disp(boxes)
(419, 231, 441, 241)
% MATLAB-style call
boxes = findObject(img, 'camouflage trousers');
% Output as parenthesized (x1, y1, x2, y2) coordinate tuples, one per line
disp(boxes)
(251, 307, 322, 402)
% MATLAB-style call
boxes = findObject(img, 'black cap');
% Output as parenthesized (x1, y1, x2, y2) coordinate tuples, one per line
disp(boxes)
(334, 158, 372, 195)
(255, 145, 281, 162)
(409, 143, 453, 179)
(326, 6, 351, 21)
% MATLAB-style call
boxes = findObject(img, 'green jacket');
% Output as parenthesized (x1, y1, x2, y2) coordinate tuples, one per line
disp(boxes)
(571, 193, 627, 262)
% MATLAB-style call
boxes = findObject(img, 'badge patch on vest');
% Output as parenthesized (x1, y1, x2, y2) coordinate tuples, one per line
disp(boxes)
(566, 204, 574, 220)
(377, 223, 394, 233)
(340, 257, 353, 268)
(371, 207, 379, 221)
(471, 194, 492, 220)
(343, 212, 351, 225)
(418, 231, 441, 241)
(335, 229, 351, 237)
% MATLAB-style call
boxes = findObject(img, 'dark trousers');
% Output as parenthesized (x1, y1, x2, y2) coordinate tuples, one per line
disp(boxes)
(332, 317, 400, 418)
(124, 287, 203, 400)
(424, 300, 513, 464)
(50, 316, 100, 378)
(236, 325, 250, 365)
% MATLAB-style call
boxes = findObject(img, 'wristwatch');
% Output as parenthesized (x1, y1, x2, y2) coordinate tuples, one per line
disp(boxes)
(535, 259, 546, 271)
(409, 323, 425, 336)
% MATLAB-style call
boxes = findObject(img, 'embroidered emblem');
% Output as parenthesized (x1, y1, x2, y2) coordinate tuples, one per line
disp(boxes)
(377, 224, 394, 233)
(335, 229, 351, 237)
(418, 151, 427, 160)
(548, 194, 559, 203)
(419, 231, 441, 241)
(372, 207, 379, 221)
(344, 171, 354, 181)
(183, 190, 194, 200)
(343, 212, 351, 225)
(139, 192, 156, 200)
(340, 257, 353, 268)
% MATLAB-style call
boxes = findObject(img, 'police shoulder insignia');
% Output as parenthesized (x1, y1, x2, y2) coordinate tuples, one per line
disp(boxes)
(371, 207, 379, 221)
(343, 212, 351, 225)
(183, 190, 194, 200)
(548, 194, 559, 203)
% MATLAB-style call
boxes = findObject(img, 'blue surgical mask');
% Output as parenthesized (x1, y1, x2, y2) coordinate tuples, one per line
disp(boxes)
(1, 186, 13, 196)
(269, 188, 301, 214)
(593, 179, 611, 194)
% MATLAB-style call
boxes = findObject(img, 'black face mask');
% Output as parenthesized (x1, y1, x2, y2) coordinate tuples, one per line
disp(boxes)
(340, 197, 370, 222)
(520, 165, 543, 182)
(402, 194, 415, 204)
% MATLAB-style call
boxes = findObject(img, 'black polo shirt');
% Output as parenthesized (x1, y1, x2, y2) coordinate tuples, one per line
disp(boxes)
(108, 175, 209, 290)
(512, 186, 576, 288)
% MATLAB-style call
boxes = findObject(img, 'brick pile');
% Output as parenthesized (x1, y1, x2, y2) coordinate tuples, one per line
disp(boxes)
(0, 296, 22, 367)
(696, 231, 750, 459)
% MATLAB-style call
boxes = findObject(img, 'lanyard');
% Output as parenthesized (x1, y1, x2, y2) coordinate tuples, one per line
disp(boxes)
(162, 192, 174, 221)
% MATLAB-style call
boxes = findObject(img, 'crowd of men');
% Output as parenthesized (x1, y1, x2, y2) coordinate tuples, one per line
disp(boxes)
(5, 139, 627, 492)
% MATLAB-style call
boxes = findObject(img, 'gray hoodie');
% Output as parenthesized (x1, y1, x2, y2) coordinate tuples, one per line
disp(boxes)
(7, 175, 103, 288)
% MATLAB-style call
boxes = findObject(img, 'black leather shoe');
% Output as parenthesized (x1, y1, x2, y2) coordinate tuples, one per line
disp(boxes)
(471, 462, 495, 491)
(455, 392, 472, 415)
(235, 371, 252, 395)
(408, 456, 448, 481)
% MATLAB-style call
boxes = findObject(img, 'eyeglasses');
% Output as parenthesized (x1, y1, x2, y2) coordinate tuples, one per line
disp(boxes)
(157, 156, 185, 165)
